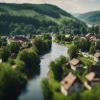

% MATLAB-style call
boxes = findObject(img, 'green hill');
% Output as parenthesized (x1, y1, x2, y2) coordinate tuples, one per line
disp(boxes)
(0, 3, 87, 35)
(78, 11, 100, 25)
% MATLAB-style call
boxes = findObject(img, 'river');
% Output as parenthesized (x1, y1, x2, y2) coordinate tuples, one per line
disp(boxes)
(18, 42, 68, 100)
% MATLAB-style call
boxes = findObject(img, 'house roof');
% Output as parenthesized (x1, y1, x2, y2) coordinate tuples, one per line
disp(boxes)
(69, 58, 80, 66)
(61, 72, 76, 91)
(90, 36, 96, 41)
(85, 72, 95, 81)
(94, 52, 100, 58)
(86, 33, 91, 37)
(10, 36, 29, 42)
(86, 33, 96, 37)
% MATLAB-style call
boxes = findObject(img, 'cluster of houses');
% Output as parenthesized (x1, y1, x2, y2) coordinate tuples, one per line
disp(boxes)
(60, 51, 100, 96)
(0, 35, 30, 63)
(7, 35, 30, 49)
(64, 32, 100, 42)
(61, 60, 100, 96)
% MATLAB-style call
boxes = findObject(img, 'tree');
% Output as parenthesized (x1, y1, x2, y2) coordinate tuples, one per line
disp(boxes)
(0, 37, 7, 47)
(32, 37, 51, 55)
(24, 24, 36, 34)
(89, 45, 96, 54)
(17, 49, 40, 68)
(49, 56, 67, 81)
(68, 45, 78, 59)
(96, 40, 100, 50)
(81, 27, 87, 34)
(0, 64, 27, 100)
(0, 47, 11, 62)
(42, 34, 52, 40)
(74, 38, 91, 52)
(9, 42, 21, 54)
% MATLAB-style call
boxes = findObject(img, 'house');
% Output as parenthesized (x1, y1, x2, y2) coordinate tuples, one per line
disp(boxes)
(84, 66, 100, 90)
(94, 52, 100, 62)
(85, 71, 100, 88)
(86, 33, 96, 41)
(85, 64, 100, 87)
(86, 72, 95, 82)
(85, 72, 95, 89)
(68, 58, 84, 71)
(61, 72, 84, 96)
(86, 33, 100, 41)
(86, 33, 96, 38)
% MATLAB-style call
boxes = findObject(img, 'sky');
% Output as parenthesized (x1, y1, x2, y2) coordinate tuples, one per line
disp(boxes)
(0, 0, 100, 13)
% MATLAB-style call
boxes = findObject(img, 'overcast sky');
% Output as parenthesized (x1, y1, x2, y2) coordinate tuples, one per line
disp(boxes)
(0, 0, 100, 13)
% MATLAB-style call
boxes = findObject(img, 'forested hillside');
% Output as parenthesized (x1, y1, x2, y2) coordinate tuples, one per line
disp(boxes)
(0, 3, 87, 35)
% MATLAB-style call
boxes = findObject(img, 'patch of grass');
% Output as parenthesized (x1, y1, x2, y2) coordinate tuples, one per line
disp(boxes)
(78, 56, 94, 67)
(48, 70, 71, 100)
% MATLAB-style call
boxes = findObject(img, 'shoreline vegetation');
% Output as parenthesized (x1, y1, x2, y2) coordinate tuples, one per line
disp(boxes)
(0, 34, 52, 100)
(42, 33, 100, 100)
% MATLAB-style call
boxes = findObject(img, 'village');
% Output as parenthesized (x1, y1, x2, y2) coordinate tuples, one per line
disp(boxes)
(0, 1, 100, 100)
(0, 32, 100, 100)
(52, 32, 100, 97)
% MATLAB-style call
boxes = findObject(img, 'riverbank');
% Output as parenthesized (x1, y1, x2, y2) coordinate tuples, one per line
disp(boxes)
(0, 34, 52, 100)
(43, 35, 100, 100)
(18, 42, 67, 100)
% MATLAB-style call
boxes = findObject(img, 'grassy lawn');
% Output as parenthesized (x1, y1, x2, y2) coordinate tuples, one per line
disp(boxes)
(64, 41, 73, 47)
(78, 56, 95, 67)
(53, 40, 73, 48)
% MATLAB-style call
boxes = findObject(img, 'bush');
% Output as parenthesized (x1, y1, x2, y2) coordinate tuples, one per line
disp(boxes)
(68, 44, 78, 59)
(9, 42, 21, 54)
(17, 49, 40, 68)
(42, 78, 53, 100)
(8, 58, 15, 65)
(49, 56, 68, 81)
(96, 40, 100, 50)
(89, 45, 96, 54)
(74, 38, 91, 52)
(32, 37, 51, 55)
(0, 46, 11, 62)
(0, 64, 27, 100)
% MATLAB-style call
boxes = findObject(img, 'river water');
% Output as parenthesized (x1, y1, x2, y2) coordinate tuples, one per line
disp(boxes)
(18, 42, 67, 100)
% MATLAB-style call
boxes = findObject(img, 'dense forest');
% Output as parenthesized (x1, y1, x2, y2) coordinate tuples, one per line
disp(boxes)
(0, 3, 87, 35)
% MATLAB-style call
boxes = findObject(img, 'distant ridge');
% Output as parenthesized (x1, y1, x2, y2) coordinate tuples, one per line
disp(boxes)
(78, 11, 100, 25)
